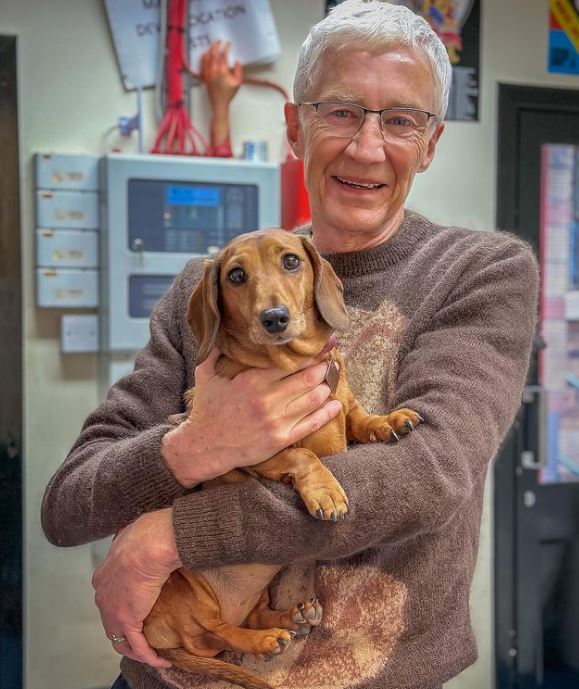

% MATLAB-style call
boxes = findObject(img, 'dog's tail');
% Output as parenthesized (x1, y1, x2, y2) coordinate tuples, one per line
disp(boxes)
(158, 648, 275, 689)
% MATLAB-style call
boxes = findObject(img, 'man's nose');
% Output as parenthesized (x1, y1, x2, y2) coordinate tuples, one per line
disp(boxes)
(346, 113, 387, 162)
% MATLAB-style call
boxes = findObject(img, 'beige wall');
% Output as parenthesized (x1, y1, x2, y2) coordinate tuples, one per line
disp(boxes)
(1, 1, 577, 688)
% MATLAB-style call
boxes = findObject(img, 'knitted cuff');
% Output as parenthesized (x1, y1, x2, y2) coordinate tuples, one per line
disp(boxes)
(172, 483, 248, 570)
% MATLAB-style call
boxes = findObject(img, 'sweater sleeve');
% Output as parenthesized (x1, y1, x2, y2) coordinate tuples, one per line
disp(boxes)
(41, 267, 197, 546)
(171, 237, 539, 569)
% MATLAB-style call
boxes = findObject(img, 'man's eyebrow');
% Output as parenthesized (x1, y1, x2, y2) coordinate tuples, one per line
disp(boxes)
(318, 93, 428, 110)
(319, 91, 360, 103)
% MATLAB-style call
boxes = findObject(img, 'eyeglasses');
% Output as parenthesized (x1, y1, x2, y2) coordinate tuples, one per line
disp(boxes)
(299, 101, 438, 140)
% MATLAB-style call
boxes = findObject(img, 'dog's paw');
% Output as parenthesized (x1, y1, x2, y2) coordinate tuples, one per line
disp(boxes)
(385, 408, 424, 438)
(258, 629, 294, 660)
(301, 480, 349, 522)
(290, 598, 323, 636)
(360, 408, 423, 443)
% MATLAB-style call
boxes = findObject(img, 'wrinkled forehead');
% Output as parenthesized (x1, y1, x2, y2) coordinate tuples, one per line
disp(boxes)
(305, 43, 436, 110)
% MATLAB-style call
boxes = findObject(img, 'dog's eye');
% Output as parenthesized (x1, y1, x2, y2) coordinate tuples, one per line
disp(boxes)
(283, 254, 301, 271)
(228, 268, 246, 284)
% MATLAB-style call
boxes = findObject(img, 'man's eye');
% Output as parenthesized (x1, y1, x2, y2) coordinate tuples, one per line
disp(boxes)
(228, 268, 246, 284)
(332, 109, 355, 119)
(327, 106, 359, 120)
(387, 117, 413, 127)
(283, 254, 301, 271)
(384, 113, 417, 128)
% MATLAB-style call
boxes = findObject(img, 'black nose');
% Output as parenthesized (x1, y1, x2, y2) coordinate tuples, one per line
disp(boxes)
(260, 306, 290, 334)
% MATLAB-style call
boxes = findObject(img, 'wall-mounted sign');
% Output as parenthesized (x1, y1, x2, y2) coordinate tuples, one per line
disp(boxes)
(548, 0, 579, 75)
(104, 0, 281, 90)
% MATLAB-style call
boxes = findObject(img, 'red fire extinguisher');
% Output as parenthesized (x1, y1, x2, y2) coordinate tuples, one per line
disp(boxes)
(281, 153, 311, 231)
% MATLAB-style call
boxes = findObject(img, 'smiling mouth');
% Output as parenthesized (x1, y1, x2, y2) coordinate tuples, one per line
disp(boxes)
(334, 176, 385, 190)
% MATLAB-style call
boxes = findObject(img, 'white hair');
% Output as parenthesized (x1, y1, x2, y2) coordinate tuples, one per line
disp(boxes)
(293, 0, 452, 119)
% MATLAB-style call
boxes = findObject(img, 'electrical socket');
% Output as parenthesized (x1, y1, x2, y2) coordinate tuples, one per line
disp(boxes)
(61, 314, 99, 353)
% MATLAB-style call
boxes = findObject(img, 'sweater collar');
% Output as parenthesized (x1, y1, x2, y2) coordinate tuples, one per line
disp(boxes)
(296, 210, 433, 278)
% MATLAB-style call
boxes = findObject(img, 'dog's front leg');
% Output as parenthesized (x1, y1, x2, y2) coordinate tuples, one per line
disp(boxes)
(346, 401, 423, 443)
(253, 449, 349, 521)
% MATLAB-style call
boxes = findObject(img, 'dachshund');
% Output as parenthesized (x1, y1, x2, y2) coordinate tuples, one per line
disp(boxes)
(143, 229, 422, 689)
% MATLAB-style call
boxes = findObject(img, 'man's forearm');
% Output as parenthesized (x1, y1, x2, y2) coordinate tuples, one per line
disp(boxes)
(42, 424, 186, 546)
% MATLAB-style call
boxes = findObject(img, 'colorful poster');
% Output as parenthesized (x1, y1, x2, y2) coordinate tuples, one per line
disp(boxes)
(548, 0, 579, 75)
(326, 1, 480, 121)
(540, 144, 579, 484)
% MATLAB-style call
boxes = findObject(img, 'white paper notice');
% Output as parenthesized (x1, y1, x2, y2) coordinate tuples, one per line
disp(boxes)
(188, 0, 281, 71)
(104, 0, 281, 90)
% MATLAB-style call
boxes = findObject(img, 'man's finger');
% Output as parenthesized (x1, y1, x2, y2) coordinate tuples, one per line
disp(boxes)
(271, 362, 331, 402)
(113, 644, 161, 667)
(282, 383, 332, 424)
(124, 630, 172, 668)
(287, 400, 343, 446)
(258, 353, 330, 386)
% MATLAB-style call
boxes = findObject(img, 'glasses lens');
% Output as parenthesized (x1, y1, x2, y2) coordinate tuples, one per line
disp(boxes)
(315, 102, 364, 137)
(380, 109, 430, 137)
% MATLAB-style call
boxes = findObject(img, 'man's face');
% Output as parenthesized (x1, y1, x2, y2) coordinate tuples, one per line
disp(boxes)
(285, 46, 445, 251)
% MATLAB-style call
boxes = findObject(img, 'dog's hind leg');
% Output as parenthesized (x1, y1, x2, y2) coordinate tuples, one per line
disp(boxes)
(246, 590, 323, 637)
(194, 622, 294, 659)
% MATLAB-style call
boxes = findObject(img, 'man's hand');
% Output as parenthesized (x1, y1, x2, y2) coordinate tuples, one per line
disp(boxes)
(92, 508, 182, 668)
(161, 347, 342, 488)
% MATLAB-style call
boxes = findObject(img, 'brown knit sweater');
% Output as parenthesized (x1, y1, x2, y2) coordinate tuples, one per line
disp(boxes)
(42, 211, 539, 689)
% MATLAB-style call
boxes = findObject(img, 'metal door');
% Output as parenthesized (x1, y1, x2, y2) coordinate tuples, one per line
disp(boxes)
(495, 84, 579, 689)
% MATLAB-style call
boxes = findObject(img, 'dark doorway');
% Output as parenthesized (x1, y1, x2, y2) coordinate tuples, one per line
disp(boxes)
(0, 35, 23, 689)
(495, 84, 579, 689)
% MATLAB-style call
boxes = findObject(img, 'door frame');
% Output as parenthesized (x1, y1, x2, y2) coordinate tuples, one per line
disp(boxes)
(0, 33, 22, 689)
(494, 83, 579, 689)
(497, 83, 579, 246)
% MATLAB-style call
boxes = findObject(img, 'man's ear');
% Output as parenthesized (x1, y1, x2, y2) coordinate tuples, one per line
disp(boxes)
(284, 102, 303, 159)
(418, 120, 445, 173)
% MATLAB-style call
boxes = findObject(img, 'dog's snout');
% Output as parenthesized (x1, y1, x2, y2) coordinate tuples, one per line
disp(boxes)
(260, 306, 290, 334)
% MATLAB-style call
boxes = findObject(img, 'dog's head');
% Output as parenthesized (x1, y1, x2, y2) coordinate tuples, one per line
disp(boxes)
(187, 229, 350, 368)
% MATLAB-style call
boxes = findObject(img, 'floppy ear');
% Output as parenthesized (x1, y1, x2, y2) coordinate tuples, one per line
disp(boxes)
(187, 259, 221, 363)
(300, 236, 350, 332)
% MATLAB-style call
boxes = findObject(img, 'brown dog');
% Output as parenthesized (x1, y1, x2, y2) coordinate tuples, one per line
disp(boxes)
(143, 229, 422, 689)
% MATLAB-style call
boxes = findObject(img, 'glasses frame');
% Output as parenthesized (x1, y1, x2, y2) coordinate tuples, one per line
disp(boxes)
(299, 100, 439, 139)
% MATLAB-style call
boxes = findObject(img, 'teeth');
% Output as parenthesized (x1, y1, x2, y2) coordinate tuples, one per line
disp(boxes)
(336, 176, 382, 189)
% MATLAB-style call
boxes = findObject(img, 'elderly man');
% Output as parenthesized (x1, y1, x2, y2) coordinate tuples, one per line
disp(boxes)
(42, 2, 539, 689)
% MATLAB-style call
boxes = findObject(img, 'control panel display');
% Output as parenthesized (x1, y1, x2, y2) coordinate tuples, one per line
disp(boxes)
(129, 275, 176, 318)
(128, 179, 258, 254)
